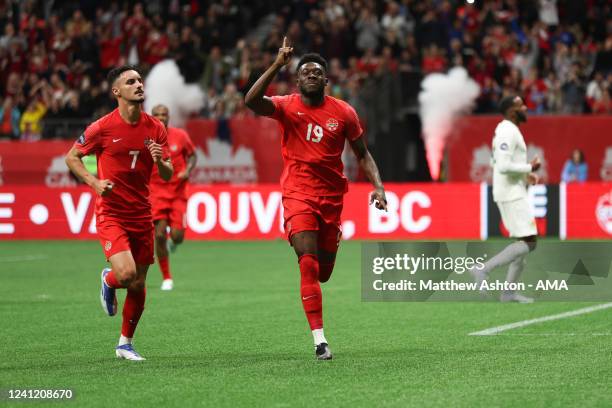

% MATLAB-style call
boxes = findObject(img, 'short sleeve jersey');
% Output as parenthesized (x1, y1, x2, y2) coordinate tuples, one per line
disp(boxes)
(150, 127, 195, 200)
(270, 94, 363, 196)
(73, 108, 169, 222)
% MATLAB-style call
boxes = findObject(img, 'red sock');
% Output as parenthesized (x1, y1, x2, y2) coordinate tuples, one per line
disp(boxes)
(299, 254, 323, 330)
(121, 287, 146, 338)
(318, 262, 335, 283)
(158, 256, 172, 280)
(104, 270, 125, 288)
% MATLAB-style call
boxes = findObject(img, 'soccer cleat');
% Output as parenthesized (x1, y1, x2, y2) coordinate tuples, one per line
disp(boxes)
(315, 343, 333, 360)
(160, 279, 174, 291)
(500, 292, 534, 303)
(100, 268, 117, 316)
(115, 344, 146, 361)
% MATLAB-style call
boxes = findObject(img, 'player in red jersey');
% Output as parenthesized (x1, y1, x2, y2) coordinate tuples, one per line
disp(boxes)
(245, 38, 387, 360)
(150, 104, 197, 291)
(65, 65, 173, 361)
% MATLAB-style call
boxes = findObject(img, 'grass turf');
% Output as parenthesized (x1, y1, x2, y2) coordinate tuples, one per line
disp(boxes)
(1, 240, 612, 407)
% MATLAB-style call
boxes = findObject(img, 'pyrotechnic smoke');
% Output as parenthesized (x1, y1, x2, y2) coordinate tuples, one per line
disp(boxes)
(418, 67, 480, 180)
(144, 60, 205, 127)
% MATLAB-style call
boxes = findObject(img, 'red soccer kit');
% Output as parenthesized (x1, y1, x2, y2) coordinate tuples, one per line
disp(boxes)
(149, 127, 195, 229)
(270, 93, 363, 250)
(74, 108, 168, 264)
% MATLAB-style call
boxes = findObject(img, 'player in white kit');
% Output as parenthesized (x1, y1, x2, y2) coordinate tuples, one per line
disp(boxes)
(471, 95, 541, 303)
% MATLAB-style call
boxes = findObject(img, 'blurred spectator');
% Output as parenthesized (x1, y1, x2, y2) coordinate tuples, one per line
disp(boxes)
(0, 0, 609, 143)
(539, 0, 559, 27)
(19, 98, 47, 141)
(0, 97, 20, 139)
(561, 63, 586, 113)
(355, 8, 380, 52)
(561, 149, 588, 183)
(586, 71, 611, 114)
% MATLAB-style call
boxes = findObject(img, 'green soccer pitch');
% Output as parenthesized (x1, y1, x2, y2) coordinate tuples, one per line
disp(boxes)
(2, 240, 612, 407)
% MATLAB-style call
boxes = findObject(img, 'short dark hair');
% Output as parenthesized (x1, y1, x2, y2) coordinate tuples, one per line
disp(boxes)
(107, 65, 141, 86)
(498, 95, 517, 115)
(296, 53, 328, 74)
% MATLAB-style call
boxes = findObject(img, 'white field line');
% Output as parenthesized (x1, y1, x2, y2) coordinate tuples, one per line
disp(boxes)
(0, 254, 48, 263)
(469, 302, 612, 336)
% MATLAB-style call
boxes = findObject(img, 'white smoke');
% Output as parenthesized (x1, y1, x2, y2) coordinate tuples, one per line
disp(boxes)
(144, 60, 205, 127)
(418, 67, 480, 180)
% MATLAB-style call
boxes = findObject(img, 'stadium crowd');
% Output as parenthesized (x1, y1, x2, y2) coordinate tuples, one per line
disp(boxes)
(0, 0, 610, 141)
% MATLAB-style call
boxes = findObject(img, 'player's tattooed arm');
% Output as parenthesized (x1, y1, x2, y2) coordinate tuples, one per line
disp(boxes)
(148, 142, 173, 181)
(245, 36, 293, 116)
(349, 136, 387, 211)
(65, 147, 114, 196)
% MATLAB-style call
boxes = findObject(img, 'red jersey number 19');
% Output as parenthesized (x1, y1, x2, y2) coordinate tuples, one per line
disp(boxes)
(306, 123, 323, 143)
(129, 150, 140, 169)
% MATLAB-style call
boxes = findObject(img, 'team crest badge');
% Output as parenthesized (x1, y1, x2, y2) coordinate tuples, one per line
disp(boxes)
(171, 145, 178, 152)
(326, 118, 339, 131)
(104, 241, 112, 251)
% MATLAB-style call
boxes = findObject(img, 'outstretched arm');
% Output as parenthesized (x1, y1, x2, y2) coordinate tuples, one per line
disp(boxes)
(244, 36, 293, 116)
(349, 136, 387, 211)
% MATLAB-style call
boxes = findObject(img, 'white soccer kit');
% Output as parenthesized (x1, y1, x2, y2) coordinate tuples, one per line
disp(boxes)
(491, 119, 537, 238)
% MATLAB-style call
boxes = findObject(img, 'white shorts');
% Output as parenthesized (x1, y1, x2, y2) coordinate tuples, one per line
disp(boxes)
(497, 198, 537, 238)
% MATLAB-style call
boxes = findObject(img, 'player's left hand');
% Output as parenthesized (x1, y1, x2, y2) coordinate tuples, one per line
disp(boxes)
(370, 188, 388, 211)
(177, 170, 189, 180)
(147, 142, 163, 163)
(527, 172, 539, 185)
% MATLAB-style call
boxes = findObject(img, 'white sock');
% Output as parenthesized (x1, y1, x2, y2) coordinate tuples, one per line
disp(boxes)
(481, 241, 530, 275)
(118, 335, 132, 346)
(312, 329, 327, 346)
(504, 256, 527, 294)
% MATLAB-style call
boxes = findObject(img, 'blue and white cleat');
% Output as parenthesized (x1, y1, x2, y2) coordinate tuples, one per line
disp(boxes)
(100, 268, 117, 316)
(115, 344, 146, 361)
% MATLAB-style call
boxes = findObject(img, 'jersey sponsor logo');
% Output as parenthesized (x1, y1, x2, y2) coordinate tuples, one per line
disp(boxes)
(326, 118, 339, 131)
(77, 133, 85, 144)
(46, 155, 77, 187)
(191, 139, 257, 183)
(595, 192, 612, 235)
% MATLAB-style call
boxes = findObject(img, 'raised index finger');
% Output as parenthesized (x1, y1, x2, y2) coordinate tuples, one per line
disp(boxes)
(282, 36, 288, 48)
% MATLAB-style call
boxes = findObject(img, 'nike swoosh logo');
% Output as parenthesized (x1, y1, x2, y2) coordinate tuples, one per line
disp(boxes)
(113, 138, 122, 142)
(297, 112, 305, 115)
(302, 295, 317, 301)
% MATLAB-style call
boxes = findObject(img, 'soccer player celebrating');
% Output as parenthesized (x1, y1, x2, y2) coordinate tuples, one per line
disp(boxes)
(150, 104, 197, 291)
(245, 38, 387, 360)
(65, 65, 173, 360)
(471, 95, 540, 303)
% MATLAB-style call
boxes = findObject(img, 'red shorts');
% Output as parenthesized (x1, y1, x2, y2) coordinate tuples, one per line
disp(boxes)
(282, 193, 343, 253)
(151, 196, 187, 230)
(97, 218, 154, 265)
